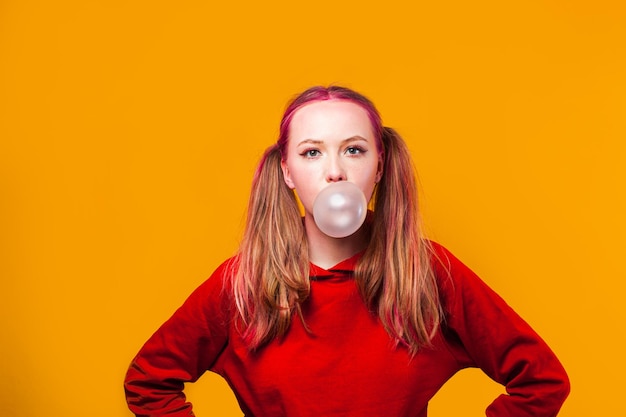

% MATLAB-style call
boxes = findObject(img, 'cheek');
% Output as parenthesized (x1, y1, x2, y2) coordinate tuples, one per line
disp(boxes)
(288, 165, 314, 190)
(362, 182, 377, 203)
(282, 156, 309, 189)
(286, 168, 319, 207)
(357, 163, 381, 200)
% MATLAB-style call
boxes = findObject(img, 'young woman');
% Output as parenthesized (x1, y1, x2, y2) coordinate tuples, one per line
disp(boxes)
(124, 86, 570, 416)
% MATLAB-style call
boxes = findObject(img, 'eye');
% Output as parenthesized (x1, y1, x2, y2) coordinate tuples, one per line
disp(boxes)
(345, 146, 365, 155)
(301, 149, 321, 158)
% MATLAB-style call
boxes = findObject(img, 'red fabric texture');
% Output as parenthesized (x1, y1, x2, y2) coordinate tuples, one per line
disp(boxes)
(124, 243, 569, 416)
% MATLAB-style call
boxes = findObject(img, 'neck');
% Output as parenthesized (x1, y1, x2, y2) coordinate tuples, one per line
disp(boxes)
(303, 215, 369, 270)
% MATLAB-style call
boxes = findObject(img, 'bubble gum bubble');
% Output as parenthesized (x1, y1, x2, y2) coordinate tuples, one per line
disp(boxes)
(313, 182, 367, 238)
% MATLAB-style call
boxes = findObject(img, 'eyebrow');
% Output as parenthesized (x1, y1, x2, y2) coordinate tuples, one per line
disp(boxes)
(295, 136, 368, 147)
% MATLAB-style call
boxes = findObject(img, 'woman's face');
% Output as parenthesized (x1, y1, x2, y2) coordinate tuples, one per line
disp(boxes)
(281, 99, 383, 219)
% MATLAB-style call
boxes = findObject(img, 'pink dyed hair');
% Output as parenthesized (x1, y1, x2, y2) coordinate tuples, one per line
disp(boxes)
(276, 86, 385, 157)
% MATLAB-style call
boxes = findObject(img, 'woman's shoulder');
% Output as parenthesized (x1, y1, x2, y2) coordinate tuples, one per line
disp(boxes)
(426, 240, 490, 307)
(426, 240, 482, 278)
(426, 240, 457, 278)
(180, 255, 240, 311)
(426, 240, 519, 324)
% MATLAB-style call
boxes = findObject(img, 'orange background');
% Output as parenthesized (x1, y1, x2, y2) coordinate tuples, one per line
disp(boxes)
(1, 1, 624, 416)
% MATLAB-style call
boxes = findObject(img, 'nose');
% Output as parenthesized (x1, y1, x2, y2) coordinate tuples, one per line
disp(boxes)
(325, 156, 346, 182)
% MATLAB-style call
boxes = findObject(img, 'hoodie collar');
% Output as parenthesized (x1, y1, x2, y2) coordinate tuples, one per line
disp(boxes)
(309, 251, 364, 279)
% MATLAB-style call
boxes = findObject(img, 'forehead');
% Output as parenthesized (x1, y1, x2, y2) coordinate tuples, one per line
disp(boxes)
(288, 100, 375, 141)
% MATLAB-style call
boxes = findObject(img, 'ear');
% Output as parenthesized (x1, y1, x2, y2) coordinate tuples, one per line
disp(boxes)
(280, 159, 296, 189)
(375, 152, 384, 183)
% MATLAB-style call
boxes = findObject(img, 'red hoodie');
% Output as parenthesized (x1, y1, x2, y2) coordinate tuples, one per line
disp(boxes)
(124, 242, 569, 416)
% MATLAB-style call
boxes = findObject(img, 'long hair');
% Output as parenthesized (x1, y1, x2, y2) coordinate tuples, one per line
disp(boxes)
(357, 126, 442, 354)
(231, 144, 309, 348)
(232, 86, 441, 353)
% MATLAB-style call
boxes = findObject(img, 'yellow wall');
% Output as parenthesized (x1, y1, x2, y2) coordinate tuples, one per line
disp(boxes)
(1, 1, 624, 416)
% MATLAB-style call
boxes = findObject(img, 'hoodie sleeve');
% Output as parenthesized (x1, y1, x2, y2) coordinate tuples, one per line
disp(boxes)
(123, 260, 233, 416)
(432, 242, 570, 417)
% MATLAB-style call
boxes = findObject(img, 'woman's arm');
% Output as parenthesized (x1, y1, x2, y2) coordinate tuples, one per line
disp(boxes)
(124, 261, 232, 416)
(433, 243, 570, 417)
